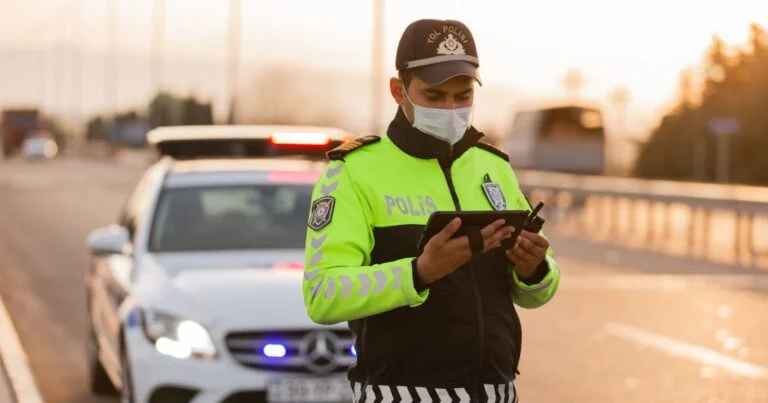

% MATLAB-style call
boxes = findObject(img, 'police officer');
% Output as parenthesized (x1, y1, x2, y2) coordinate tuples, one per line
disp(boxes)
(303, 19, 561, 403)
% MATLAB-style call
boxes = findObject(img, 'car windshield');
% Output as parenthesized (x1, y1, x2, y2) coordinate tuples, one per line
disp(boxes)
(149, 183, 313, 252)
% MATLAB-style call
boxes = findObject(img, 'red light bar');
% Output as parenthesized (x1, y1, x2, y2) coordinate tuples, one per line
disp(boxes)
(269, 132, 331, 146)
(273, 261, 305, 270)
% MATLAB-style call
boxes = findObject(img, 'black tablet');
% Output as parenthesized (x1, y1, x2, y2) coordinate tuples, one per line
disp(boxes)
(417, 210, 531, 253)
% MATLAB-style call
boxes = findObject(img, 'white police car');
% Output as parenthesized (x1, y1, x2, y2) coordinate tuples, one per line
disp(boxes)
(85, 126, 358, 403)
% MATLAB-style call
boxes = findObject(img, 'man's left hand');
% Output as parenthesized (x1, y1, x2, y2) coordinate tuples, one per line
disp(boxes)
(505, 231, 549, 279)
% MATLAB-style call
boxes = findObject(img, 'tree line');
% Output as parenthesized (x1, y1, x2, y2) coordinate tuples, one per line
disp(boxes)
(634, 23, 768, 186)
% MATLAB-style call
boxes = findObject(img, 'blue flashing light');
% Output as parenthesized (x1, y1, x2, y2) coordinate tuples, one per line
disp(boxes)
(350, 345, 357, 357)
(125, 308, 140, 328)
(263, 344, 287, 358)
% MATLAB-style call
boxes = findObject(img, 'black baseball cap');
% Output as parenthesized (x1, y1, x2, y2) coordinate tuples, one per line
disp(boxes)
(396, 19, 482, 86)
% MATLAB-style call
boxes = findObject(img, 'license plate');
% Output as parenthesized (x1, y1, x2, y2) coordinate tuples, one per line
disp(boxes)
(267, 378, 352, 402)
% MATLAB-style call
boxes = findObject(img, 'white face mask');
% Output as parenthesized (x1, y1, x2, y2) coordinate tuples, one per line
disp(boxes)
(402, 85, 474, 145)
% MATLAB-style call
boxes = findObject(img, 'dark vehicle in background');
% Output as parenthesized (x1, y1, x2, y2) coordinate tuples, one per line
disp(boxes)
(1, 108, 43, 158)
(503, 104, 606, 175)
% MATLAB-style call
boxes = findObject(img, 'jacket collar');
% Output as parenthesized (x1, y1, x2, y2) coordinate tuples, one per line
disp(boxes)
(386, 107, 484, 166)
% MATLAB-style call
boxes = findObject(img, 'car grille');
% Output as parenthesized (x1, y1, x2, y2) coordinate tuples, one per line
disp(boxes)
(225, 329, 356, 374)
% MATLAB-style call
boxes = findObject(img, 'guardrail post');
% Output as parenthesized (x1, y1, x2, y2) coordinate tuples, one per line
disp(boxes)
(556, 191, 573, 234)
(661, 203, 671, 253)
(702, 209, 711, 260)
(604, 196, 613, 240)
(590, 196, 600, 238)
(688, 206, 698, 258)
(579, 195, 590, 235)
(626, 198, 636, 244)
(612, 196, 621, 239)
(746, 213, 758, 268)
(735, 210, 744, 266)
(646, 201, 655, 247)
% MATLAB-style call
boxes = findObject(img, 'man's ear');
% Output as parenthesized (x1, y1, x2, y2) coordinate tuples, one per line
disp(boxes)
(389, 77, 405, 105)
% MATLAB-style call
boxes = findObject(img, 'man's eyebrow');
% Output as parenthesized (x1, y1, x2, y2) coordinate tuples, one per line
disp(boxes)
(457, 88, 472, 96)
(422, 88, 446, 96)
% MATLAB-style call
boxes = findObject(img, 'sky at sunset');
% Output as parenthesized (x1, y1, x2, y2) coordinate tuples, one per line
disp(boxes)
(1, 0, 767, 138)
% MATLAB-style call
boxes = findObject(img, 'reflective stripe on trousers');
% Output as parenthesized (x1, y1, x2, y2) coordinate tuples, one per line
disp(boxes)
(351, 381, 518, 403)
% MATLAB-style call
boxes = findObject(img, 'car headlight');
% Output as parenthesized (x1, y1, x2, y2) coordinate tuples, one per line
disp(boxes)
(140, 310, 217, 360)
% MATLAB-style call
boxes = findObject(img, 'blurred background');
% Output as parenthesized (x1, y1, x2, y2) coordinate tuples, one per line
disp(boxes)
(1, 1, 768, 403)
(0, 0, 766, 181)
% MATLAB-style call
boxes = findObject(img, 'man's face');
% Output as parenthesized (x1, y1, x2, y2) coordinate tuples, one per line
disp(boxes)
(391, 74, 475, 122)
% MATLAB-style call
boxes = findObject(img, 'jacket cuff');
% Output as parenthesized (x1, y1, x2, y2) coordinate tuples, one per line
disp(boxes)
(411, 258, 429, 293)
(517, 259, 550, 286)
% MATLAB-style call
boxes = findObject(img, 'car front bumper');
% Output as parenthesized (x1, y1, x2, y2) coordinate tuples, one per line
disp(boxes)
(125, 327, 353, 403)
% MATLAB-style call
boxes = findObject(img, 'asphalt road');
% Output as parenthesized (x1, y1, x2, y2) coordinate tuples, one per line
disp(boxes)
(1, 157, 767, 403)
(0, 157, 144, 403)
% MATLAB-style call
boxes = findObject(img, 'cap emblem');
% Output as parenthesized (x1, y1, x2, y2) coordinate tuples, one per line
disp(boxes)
(437, 33, 465, 56)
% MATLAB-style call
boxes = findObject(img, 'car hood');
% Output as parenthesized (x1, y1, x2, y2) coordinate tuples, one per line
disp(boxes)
(132, 251, 342, 332)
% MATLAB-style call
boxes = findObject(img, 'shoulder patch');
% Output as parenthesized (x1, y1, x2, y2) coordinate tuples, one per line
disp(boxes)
(326, 135, 381, 161)
(308, 196, 336, 231)
(474, 142, 509, 162)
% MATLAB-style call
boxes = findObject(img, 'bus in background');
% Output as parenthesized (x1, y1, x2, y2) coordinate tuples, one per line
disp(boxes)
(503, 104, 606, 175)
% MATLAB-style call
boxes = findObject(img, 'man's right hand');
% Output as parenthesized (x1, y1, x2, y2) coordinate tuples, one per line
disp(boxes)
(415, 218, 515, 285)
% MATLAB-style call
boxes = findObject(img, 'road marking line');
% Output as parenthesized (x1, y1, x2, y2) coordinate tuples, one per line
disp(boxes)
(604, 322, 768, 379)
(0, 295, 45, 403)
(562, 274, 768, 290)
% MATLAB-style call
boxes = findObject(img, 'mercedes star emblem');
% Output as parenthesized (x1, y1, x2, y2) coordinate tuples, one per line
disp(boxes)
(300, 330, 341, 374)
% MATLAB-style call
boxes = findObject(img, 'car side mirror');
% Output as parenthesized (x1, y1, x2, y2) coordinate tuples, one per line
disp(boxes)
(87, 225, 131, 256)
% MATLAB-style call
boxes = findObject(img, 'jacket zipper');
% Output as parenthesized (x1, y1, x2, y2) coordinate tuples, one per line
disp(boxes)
(440, 155, 486, 399)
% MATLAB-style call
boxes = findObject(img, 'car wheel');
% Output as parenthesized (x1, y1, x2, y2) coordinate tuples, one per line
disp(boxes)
(120, 346, 135, 403)
(87, 308, 117, 394)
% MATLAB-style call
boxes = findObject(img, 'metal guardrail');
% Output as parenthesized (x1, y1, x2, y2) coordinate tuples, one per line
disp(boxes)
(516, 170, 768, 269)
(67, 145, 768, 269)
